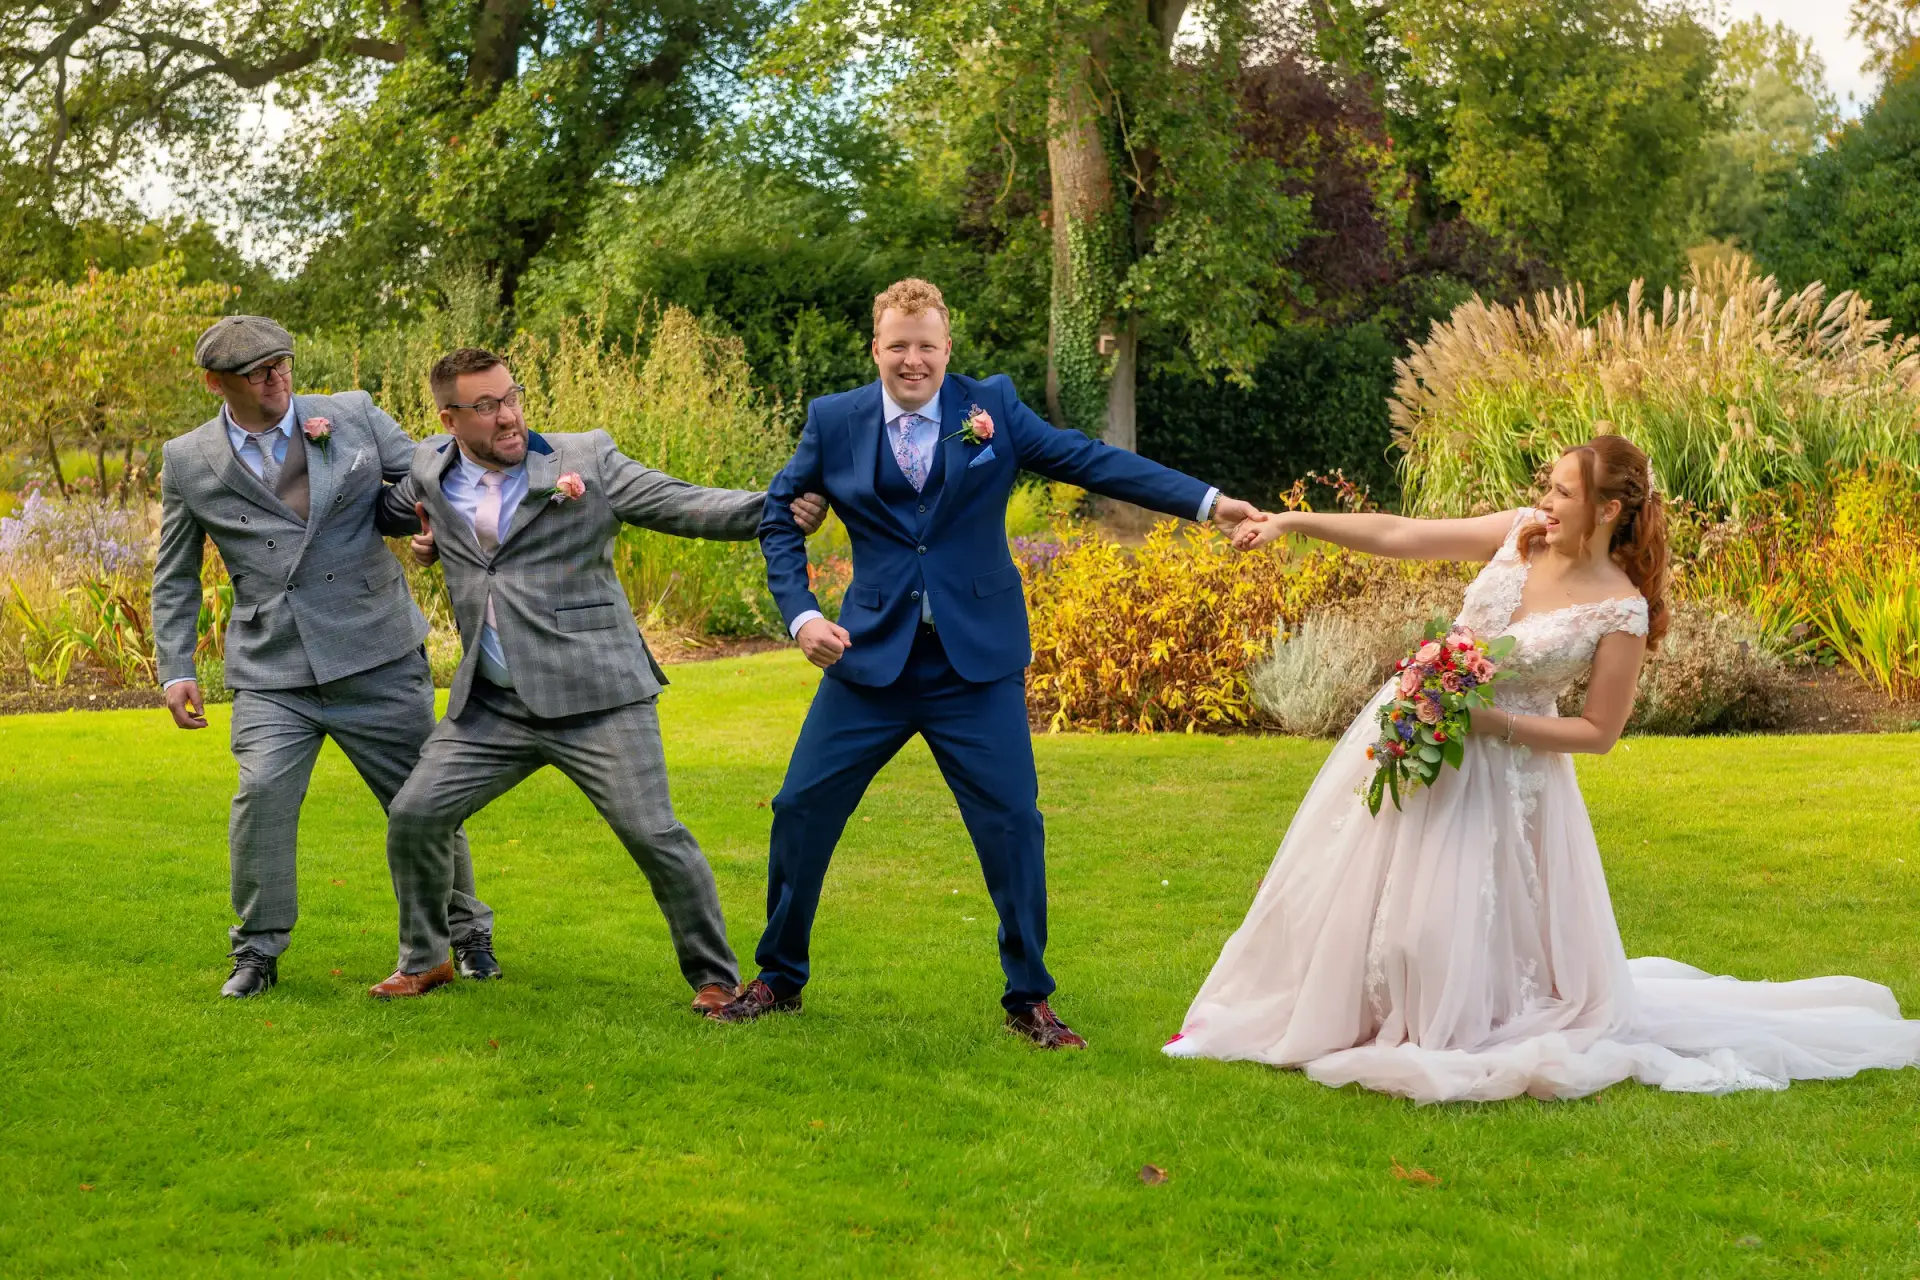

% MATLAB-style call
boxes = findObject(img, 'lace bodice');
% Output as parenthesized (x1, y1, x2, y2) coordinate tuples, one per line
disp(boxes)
(1452, 510, 1649, 716)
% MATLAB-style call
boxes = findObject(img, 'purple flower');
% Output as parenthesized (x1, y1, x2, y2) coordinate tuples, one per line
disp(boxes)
(0, 491, 152, 578)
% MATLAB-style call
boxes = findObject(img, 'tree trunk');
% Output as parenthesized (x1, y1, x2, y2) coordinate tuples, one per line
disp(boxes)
(43, 426, 68, 498)
(1045, 45, 1124, 440)
(1104, 323, 1137, 452)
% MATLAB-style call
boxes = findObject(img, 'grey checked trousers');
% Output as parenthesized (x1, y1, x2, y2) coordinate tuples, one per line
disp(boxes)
(385, 681, 737, 987)
(227, 648, 491, 957)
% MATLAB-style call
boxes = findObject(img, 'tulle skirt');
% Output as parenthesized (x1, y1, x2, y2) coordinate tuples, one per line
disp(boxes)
(1164, 684, 1920, 1102)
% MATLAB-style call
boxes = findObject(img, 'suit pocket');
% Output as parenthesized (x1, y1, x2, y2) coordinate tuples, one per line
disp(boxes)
(967, 444, 997, 469)
(365, 555, 403, 590)
(555, 602, 620, 633)
(229, 602, 260, 622)
(972, 563, 1023, 598)
(853, 585, 882, 609)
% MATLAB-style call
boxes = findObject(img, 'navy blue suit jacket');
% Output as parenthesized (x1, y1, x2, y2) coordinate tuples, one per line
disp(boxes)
(761, 373, 1213, 687)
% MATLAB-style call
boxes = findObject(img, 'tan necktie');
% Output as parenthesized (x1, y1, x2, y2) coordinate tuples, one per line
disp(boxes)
(475, 470, 503, 631)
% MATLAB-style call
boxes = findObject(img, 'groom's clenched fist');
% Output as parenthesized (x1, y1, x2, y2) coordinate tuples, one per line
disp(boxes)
(795, 617, 852, 668)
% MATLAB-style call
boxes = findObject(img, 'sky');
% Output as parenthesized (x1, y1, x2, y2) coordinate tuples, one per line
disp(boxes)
(1715, 0, 1876, 115)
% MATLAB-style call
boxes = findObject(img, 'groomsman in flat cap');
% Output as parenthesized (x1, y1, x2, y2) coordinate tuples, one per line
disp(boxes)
(152, 315, 498, 998)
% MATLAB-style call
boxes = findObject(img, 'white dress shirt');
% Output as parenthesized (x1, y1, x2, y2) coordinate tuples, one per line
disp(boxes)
(786, 379, 1219, 639)
(442, 449, 530, 685)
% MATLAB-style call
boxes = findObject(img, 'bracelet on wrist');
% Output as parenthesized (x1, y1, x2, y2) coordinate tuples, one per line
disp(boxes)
(1503, 713, 1517, 744)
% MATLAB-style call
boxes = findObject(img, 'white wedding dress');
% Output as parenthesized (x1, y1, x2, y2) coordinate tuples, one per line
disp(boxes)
(1165, 511, 1920, 1102)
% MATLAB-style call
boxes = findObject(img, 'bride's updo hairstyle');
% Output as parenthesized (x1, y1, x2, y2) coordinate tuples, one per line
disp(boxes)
(1518, 434, 1671, 648)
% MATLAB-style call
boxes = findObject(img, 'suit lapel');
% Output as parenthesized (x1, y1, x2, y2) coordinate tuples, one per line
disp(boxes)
(501, 433, 560, 549)
(423, 440, 481, 558)
(199, 414, 303, 523)
(924, 376, 973, 532)
(290, 399, 329, 565)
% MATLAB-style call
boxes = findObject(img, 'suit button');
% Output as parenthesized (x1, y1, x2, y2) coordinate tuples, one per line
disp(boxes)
(487, 567, 496, 576)
(239, 515, 249, 524)
(325, 573, 335, 582)
(918, 504, 927, 513)
(911, 590, 921, 601)
(917, 546, 926, 554)
(265, 539, 275, 548)
(285, 583, 295, 591)
(334, 494, 344, 504)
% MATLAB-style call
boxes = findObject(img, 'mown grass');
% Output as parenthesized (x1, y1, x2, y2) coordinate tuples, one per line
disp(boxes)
(2, 651, 1917, 1277)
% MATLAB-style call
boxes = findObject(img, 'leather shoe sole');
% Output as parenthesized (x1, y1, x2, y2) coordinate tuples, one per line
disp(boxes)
(369, 959, 456, 999)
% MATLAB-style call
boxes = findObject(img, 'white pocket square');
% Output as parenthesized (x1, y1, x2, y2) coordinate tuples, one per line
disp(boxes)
(967, 444, 996, 469)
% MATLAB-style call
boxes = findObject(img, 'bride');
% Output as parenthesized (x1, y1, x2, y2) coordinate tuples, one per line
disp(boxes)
(1166, 435, 1920, 1102)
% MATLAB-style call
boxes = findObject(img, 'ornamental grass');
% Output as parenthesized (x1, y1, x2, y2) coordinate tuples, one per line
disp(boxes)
(1393, 255, 1920, 517)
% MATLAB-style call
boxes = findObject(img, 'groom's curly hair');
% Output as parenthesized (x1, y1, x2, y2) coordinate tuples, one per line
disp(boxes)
(873, 278, 949, 333)
(429, 347, 506, 406)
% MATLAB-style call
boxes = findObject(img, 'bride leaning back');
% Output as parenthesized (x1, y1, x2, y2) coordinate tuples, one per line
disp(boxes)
(1165, 434, 1920, 1103)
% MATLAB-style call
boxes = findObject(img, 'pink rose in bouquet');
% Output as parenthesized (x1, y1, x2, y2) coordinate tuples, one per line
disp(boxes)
(1363, 619, 1516, 816)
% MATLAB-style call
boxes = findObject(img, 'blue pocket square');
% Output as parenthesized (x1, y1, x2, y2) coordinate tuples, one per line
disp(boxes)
(967, 444, 996, 469)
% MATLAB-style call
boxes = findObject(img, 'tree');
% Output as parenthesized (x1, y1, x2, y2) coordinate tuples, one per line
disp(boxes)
(0, 0, 766, 321)
(0, 257, 230, 498)
(760, 0, 1309, 448)
(1386, 0, 1723, 303)
(1681, 18, 1840, 253)
(1760, 67, 1920, 336)
(1852, 0, 1920, 80)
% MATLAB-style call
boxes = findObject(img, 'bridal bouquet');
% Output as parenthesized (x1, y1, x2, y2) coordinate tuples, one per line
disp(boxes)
(1364, 620, 1514, 815)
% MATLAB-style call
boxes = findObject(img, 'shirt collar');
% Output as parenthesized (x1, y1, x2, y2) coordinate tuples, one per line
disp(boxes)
(881, 380, 943, 428)
(453, 444, 524, 487)
(222, 399, 296, 441)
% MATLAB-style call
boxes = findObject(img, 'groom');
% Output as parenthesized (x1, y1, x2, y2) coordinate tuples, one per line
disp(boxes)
(714, 278, 1263, 1046)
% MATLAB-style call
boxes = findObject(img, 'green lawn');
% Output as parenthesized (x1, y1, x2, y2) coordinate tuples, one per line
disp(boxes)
(3, 651, 1918, 1277)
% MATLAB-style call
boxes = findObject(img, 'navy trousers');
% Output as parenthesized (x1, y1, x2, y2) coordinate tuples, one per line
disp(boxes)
(755, 626, 1052, 1012)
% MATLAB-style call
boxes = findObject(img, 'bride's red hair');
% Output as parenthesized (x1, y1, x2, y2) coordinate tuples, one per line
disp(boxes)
(1517, 435, 1671, 648)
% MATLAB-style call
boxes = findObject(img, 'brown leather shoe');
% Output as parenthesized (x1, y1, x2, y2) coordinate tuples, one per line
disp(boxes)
(707, 978, 802, 1023)
(690, 982, 741, 1015)
(368, 959, 455, 1000)
(1006, 1001, 1087, 1049)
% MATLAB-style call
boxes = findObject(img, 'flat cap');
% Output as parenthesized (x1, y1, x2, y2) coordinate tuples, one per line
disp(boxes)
(194, 315, 294, 374)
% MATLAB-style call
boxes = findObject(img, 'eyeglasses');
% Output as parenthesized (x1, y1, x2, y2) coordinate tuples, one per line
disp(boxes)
(243, 357, 293, 387)
(444, 385, 526, 417)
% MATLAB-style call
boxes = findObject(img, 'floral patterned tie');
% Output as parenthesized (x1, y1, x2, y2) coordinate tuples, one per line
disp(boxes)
(890, 414, 928, 492)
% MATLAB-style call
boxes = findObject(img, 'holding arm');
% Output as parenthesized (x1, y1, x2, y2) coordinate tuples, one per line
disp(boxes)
(758, 407, 850, 668)
(1474, 630, 1646, 755)
(1233, 508, 1524, 562)
(152, 445, 208, 729)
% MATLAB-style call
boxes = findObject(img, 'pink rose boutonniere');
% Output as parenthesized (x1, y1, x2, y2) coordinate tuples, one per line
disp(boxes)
(943, 404, 995, 448)
(544, 472, 586, 504)
(301, 417, 332, 456)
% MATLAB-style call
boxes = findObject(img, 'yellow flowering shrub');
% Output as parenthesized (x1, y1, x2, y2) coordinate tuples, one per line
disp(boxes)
(1023, 520, 1379, 733)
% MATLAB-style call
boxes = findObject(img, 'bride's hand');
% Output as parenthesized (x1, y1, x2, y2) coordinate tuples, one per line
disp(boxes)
(1231, 510, 1287, 551)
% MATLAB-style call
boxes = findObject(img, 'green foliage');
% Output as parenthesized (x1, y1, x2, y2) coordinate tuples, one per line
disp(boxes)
(1138, 323, 1401, 509)
(1393, 256, 1920, 517)
(1681, 18, 1840, 254)
(5, 575, 156, 687)
(1761, 67, 1920, 336)
(1390, 0, 1723, 302)
(0, 258, 232, 497)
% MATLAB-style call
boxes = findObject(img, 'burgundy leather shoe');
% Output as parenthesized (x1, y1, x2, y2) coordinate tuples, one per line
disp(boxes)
(368, 959, 455, 1000)
(1006, 1001, 1087, 1049)
(690, 982, 741, 1015)
(707, 978, 802, 1023)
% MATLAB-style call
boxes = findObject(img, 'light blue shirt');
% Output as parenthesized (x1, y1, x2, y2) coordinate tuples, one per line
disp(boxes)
(222, 402, 296, 478)
(442, 448, 530, 685)
(785, 379, 1220, 638)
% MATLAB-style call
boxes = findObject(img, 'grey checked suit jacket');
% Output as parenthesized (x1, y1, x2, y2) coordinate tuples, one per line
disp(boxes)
(377, 430, 763, 720)
(153, 391, 429, 690)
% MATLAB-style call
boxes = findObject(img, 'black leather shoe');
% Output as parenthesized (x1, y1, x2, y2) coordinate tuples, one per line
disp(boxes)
(221, 949, 278, 998)
(454, 933, 502, 980)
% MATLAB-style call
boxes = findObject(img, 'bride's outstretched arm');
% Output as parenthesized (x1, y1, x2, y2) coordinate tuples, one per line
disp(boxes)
(1477, 631, 1648, 755)
(1231, 508, 1522, 562)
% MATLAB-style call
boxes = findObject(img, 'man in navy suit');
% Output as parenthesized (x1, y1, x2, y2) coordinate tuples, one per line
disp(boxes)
(715, 278, 1263, 1047)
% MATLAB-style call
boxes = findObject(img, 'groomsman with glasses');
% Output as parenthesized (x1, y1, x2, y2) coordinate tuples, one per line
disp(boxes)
(152, 315, 497, 998)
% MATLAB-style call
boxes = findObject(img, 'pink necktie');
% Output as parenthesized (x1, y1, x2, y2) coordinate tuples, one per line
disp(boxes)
(891, 414, 928, 491)
(475, 471, 503, 629)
